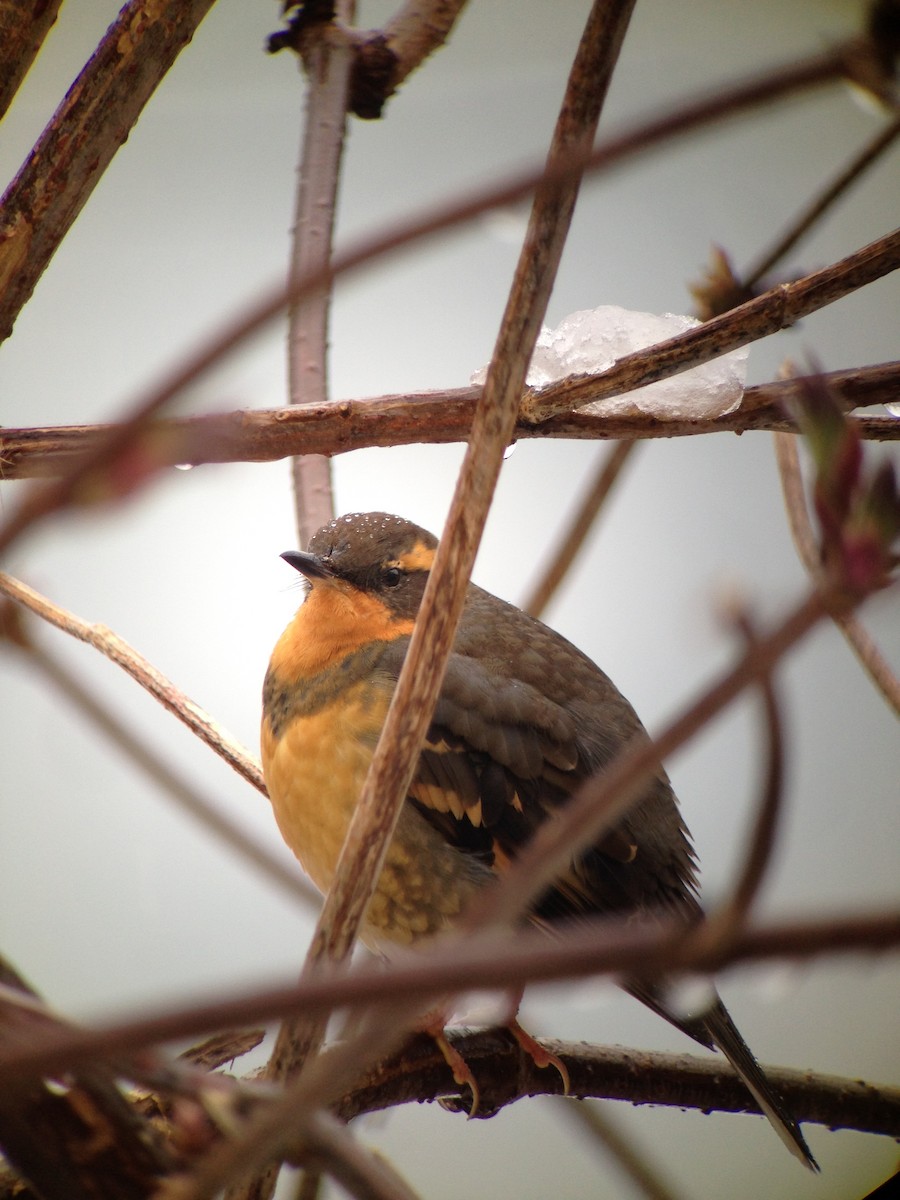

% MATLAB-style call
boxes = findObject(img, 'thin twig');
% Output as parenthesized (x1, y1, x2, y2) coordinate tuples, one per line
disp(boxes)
(561, 1100, 686, 1200)
(1, 362, 897, 482)
(773, 431, 900, 715)
(690, 613, 786, 955)
(744, 109, 900, 288)
(0, 38, 858, 556)
(0, 599, 318, 909)
(522, 440, 635, 618)
(0, 572, 265, 795)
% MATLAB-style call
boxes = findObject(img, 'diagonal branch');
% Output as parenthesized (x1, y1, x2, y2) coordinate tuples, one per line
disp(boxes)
(0, 0, 63, 120)
(0, 572, 264, 793)
(520, 227, 900, 423)
(0, 599, 317, 908)
(0, 0, 218, 344)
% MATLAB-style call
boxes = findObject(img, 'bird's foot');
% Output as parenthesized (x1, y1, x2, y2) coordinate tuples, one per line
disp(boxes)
(431, 1027, 482, 1116)
(507, 1018, 571, 1095)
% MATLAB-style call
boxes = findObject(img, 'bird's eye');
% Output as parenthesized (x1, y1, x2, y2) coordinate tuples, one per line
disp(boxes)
(383, 566, 403, 588)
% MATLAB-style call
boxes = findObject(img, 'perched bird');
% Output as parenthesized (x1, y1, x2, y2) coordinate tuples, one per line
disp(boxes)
(262, 511, 816, 1168)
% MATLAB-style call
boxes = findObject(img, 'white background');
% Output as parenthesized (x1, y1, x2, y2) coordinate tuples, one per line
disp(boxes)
(1, 2, 898, 1197)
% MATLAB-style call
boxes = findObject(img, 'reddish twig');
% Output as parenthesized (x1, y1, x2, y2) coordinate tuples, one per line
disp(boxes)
(1, 363, 897, 482)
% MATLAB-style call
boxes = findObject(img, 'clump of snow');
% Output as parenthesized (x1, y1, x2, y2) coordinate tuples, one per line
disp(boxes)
(474, 305, 749, 420)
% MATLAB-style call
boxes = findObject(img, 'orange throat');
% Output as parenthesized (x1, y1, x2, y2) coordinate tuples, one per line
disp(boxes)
(269, 580, 414, 682)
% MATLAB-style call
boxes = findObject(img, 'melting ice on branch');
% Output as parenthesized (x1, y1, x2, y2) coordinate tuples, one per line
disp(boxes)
(474, 305, 750, 420)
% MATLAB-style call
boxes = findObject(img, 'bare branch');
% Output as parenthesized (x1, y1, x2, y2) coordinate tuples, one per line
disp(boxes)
(264, 0, 639, 1100)
(521, 228, 900, 423)
(0, 608, 317, 910)
(338, 1031, 900, 1136)
(286, 15, 356, 546)
(0, 0, 217, 344)
(0, 35, 861, 554)
(0, 0, 63, 120)
(522, 440, 635, 618)
(2, 362, 895, 483)
(0, 573, 265, 796)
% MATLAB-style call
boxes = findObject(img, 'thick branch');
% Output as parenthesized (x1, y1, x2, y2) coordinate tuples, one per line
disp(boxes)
(0, 0, 63, 120)
(1, 363, 896, 481)
(0, 0, 217, 344)
(337, 1030, 900, 1137)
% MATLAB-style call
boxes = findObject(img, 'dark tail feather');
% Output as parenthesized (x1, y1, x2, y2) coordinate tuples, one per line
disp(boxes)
(701, 999, 818, 1171)
(627, 981, 818, 1171)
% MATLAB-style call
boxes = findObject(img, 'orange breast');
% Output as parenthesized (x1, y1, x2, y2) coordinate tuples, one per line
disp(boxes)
(262, 674, 487, 946)
(262, 678, 389, 898)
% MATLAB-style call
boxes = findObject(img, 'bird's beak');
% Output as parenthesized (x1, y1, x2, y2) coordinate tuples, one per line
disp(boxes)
(280, 550, 336, 581)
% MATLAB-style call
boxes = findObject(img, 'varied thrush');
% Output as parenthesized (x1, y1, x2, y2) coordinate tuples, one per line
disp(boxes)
(261, 511, 816, 1168)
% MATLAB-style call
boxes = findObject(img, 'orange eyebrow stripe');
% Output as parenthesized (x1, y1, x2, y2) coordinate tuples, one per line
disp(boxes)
(396, 541, 436, 573)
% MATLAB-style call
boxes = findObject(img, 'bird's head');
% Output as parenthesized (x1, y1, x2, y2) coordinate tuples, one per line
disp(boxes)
(281, 512, 438, 622)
